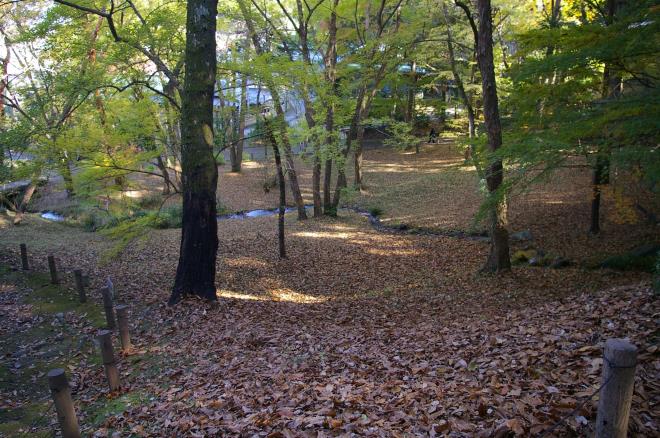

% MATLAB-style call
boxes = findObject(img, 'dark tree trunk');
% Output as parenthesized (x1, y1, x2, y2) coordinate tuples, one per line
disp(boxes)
(155, 155, 174, 194)
(169, 0, 219, 305)
(59, 154, 75, 197)
(238, 0, 307, 220)
(265, 119, 286, 258)
(589, 0, 622, 234)
(443, 3, 477, 165)
(232, 70, 248, 173)
(477, 0, 510, 272)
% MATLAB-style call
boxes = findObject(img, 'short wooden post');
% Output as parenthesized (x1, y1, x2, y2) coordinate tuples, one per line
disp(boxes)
(97, 330, 120, 391)
(115, 305, 131, 352)
(47, 368, 81, 438)
(73, 270, 86, 303)
(20, 243, 29, 270)
(596, 339, 638, 438)
(47, 255, 59, 284)
(100, 287, 116, 330)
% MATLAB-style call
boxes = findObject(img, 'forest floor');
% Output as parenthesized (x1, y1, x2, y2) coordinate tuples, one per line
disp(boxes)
(1, 142, 658, 437)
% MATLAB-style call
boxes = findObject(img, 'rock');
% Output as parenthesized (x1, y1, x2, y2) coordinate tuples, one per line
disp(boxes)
(55, 312, 65, 320)
(513, 249, 536, 263)
(550, 257, 571, 269)
(510, 230, 533, 241)
(529, 254, 550, 267)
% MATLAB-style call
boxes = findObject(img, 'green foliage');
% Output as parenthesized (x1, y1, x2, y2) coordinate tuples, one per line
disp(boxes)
(502, 1, 660, 205)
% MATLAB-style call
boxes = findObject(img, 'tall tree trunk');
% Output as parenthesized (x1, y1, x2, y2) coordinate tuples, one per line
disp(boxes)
(169, 0, 219, 305)
(232, 68, 248, 173)
(265, 118, 286, 258)
(406, 60, 417, 127)
(238, 0, 307, 220)
(477, 0, 510, 272)
(0, 30, 10, 169)
(589, 0, 622, 234)
(443, 3, 477, 165)
(323, 0, 339, 215)
(155, 154, 174, 194)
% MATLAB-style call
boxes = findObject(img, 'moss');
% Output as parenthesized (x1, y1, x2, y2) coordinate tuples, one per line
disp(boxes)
(84, 391, 150, 427)
(0, 401, 51, 437)
(21, 271, 105, 328)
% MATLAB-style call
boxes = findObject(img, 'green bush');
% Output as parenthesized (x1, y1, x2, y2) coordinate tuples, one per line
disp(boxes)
(368, 206, 384, 217)
(600, 253, 657, 273)
(215, 153, 226, 165)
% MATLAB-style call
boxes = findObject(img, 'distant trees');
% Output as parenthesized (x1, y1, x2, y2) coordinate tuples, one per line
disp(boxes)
(506, 0, 659, 234)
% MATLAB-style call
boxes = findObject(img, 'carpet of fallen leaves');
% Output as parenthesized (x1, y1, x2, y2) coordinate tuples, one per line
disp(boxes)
(1, 142, 658, 436)
(0, 209, 658, 437)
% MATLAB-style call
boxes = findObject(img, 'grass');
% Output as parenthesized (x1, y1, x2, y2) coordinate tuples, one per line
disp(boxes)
(0, 265, 108, 436)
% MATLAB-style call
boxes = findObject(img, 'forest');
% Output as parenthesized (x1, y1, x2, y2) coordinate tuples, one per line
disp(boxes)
(0, 0, 658, 436)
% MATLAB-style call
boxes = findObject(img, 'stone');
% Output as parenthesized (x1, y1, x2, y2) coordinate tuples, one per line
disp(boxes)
(510, 230, 533, 241)
(550, 257, 571, 269)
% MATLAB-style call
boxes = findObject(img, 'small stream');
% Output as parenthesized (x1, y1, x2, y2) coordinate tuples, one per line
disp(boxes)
(40, 206, 490, 241)
(40, 211, 66, 222)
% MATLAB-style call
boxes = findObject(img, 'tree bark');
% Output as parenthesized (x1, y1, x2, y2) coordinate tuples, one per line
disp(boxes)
(590, 0, 622, 234)
(169, 0, 219, 305)
(265, 118, 286, 258)
(477, 0, 510, 272)
(443, 4, 476, 139)
(323, 0, 339, 215)
(238, 0, 307, 220)
(232, 68, 248, 173)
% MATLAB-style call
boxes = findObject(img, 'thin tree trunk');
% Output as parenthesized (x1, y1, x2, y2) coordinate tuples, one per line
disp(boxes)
(12, 180, 37, 225)
(155, 155, 173, 194)
(169, 0, 219, 305)
(0, 30, 10, 169)
(265, 118, 286, 258)
(323, 0, 339, 215)
(238, 0, 307, 220)
(232, 68, 248, 173)
(589, 0, 621, 234)
(443, 2, 477, 163)
(477, 0, 510, 272)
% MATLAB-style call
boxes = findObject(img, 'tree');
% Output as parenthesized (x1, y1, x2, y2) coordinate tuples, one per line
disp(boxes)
(473, 0, 511, 271)
(237, 0, 309, 220)
(169, 0, 220, 305)
(505, 0, 659, 235)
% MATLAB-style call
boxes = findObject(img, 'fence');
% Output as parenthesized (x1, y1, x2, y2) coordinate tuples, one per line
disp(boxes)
(13, 243, 638, 437)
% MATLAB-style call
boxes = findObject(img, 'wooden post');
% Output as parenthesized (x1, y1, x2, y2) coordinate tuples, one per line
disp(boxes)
(73, 270, 86, 303)
(100, 287, 116, 330)
(115, 305, 132, 352)
(48, 368, 81, 438)
(97, 330, 120, 391)
(20, 243, 29, 270)
(47, 255, 59, 284)
(596, 339, 638, 438)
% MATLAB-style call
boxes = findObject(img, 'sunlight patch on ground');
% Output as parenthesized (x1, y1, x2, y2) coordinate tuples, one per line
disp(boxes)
(293, 230, 356, 239)
(216, 288, 326, 303)
(269, 288, 327, 303)
(366, 247, 424, 256)
(216, 290, 265, 301)
(122, 190, 148, 199)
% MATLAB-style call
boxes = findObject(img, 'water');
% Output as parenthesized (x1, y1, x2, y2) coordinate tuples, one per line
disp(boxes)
(41, 211, 65, 222)
(218, 205, 311, 220)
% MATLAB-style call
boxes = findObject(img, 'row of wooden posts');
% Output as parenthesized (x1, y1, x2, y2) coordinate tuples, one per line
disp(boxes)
(18, 244, 639, 438)
(19, 243, 132, 438)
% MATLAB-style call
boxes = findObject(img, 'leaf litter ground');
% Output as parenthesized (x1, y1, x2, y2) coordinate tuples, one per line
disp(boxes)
(0, 143, 658, 437)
